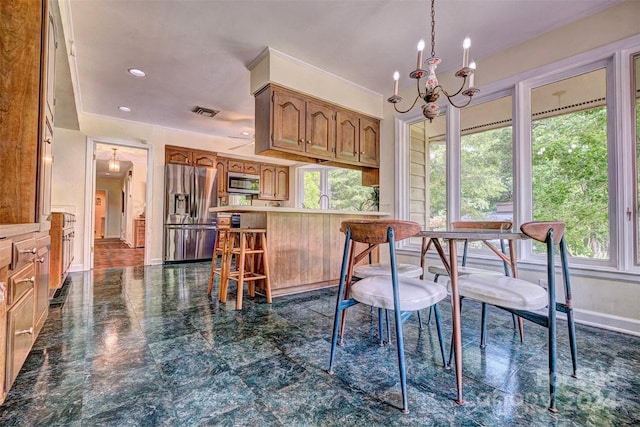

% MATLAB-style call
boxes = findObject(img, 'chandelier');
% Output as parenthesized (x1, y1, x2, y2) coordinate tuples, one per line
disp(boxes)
(387, 0, 479, 122)
(108, 148, 120, 172)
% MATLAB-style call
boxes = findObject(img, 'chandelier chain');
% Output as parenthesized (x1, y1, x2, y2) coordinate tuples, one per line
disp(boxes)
(430, 0, 436, 58)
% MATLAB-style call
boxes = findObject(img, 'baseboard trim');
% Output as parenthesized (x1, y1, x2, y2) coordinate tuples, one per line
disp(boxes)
(573, 307, 640, 337)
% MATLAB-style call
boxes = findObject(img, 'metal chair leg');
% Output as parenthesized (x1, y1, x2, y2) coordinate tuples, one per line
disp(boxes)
(480, 302, 488, 348)
(432, 304, 446, 367)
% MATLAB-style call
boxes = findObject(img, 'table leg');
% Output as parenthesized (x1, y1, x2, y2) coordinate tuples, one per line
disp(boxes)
(449, 239, 464, 405)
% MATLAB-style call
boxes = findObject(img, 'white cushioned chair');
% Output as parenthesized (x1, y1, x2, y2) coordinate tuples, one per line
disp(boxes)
(328, 219, 448, 413)
(451, 221, 577, 412)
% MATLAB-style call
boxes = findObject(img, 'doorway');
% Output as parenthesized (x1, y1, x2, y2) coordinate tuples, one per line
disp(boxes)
(87, 141, 151, 270)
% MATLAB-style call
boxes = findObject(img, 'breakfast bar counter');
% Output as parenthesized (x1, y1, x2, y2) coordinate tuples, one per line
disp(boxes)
(209, 206, 388, 296)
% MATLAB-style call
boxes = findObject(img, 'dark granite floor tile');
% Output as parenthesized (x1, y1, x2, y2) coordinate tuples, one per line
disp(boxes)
(171, 370, 258, 424)
(199, 403, 284, 427)
(0, 394, 82, 427)
(234, 353, 312, 395)
(148, 332, 212, 363)
(216, 335, 282, 368)
(81, 396, 177, 427)
(157, 348, 229, 388)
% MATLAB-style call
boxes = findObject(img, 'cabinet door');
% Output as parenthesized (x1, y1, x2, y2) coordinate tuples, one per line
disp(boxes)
(165, 146, 192, 165)
(274, 166, 289, 200)
(7, 291, 35, 388)
(192, 150, 216, 168)
(259, 165, 276, 200)
(35, 235, 50, 335)
(215, 158, 227, 197)
(38, 118, 53, 222)
(359, 117, 380, 166)
(227, 160, 244, 173)
(335, 110, 359, 163)
(243, 162, 259, 175)
(305, 100, 335, 159)
(45, 12, 56, 121)
(272, 90, 305, 152)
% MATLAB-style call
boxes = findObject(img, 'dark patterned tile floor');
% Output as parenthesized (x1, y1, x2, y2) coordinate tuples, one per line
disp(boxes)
(93, 238, 144, 270)
(0, 262, 638, 426)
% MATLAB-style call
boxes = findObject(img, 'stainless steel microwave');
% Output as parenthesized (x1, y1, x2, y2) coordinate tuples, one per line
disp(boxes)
(227, 172, 260, 195)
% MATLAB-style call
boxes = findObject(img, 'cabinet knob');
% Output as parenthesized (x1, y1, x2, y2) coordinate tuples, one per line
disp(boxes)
(360, 151, 364, 155)
(45, 138, 52, 144)
(20, 247, 37, 254)
(15, 327, 33, 336)
(37, 257, 45, 263)
(307, 140, 312, 144)
(299, 138, 304, 143)
(0, 282, 4, 302)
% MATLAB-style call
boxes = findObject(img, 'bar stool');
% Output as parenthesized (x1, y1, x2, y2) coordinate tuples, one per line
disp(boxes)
(220, 228, 272, 310)
(207, 228, 234, 295)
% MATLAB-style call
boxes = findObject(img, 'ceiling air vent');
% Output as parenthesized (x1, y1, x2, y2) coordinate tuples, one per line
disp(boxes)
(191, 106, 219, 118)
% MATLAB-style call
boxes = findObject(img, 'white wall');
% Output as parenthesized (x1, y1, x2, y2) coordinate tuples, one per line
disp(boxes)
(51, 127, 86, 271)
(96, 177, 123, 238)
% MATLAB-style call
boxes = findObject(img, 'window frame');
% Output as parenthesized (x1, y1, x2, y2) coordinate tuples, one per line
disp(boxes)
(396, 34, 640, 277)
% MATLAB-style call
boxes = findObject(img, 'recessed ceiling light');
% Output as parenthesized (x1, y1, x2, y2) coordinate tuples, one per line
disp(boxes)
(105, 172, 111, 176)
(128, 68, 146, 77)
(118, 106, 131, 112)
(241, 131, 250, 136)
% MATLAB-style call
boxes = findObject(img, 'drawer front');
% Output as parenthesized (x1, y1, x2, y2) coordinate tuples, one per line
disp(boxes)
(7, 291, 35, 388)
(0, 240, 11, 269)
(13, 238, 37, 271)
(218, 216, 231, 228)
(8, 263, 35, 306)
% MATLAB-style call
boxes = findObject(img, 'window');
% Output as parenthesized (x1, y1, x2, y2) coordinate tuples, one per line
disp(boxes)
(531, 68, 609, 260)
(460, 95, 513, 222)
(298, 166, 377, 211)
(399, 36, 640, 274)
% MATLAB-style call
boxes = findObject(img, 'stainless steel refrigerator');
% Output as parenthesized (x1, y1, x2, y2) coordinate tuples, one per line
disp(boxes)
(163, 163, 217, 263)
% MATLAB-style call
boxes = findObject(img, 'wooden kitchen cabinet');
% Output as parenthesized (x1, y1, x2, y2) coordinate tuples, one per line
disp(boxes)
(228, 159, 259, 175)
(7, 291, 35, 388)
(259, 165, 289, 201)
(165, 146, 216, 168)
(34, 234, 49, 336)
(49, 212, 74, 290)
(134, 219, 145, 248)
(0, 0, 56, 224)
(255, 84, 380, 173)
(215, 158, 227, 197)
(0, 240, 10, 403)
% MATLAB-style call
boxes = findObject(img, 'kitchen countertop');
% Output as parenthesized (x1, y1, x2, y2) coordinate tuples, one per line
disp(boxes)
(209, 206, 389, 216)
(0, 223, 42, 239)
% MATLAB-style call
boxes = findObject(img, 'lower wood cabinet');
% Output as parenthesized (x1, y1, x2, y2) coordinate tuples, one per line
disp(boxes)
(0, 230, 48, 403)
(50, 212, 75, 290)
(7, 290, 34, 388)
(134, 219, 145, 248)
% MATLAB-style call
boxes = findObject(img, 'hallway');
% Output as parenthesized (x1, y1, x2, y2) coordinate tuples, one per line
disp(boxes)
(93, 238, 144, 270)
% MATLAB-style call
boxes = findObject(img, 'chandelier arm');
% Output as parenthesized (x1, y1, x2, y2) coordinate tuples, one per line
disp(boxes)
(393, 94, 423, 114)
(438, 88, 474, 109)
(433, 75, 468, 99)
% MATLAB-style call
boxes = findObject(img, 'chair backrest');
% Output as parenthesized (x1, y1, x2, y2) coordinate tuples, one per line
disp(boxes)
(520, 221, 565, 245)
(451, 221, 513, 231)
(341, 220, 421, 244)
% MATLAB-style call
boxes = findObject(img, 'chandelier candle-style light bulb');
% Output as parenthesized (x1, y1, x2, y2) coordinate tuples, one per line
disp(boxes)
(386, 0, 479, 122)
(462, 37, 471, 68)
(416, 40, 425, 70)
(393, 71, 400, 95)
(468, 61, 476, 88)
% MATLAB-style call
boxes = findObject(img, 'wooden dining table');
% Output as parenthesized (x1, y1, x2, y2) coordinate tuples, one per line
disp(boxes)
(418, 228, 527, 404)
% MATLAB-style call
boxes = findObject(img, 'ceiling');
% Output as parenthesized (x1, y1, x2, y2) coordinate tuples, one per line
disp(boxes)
(58, 0, 623, 141)
(95, 144, 147, 180)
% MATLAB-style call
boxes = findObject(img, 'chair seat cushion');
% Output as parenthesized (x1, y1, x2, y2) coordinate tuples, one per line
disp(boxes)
(428, 265, 503, 278)
(351, 276, 447, 311)
(354, 263, 422, 279)
(448, 274, 548, 311)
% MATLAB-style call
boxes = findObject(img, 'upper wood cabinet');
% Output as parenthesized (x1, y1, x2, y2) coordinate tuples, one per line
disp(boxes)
(215, 158, 227, 197)
(0, 0, 55, 224)
(255, 84, 379, 170)
(228, 160, 259, 175)
(165, 146, 216, 168)
(259, 164, 289, 201)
